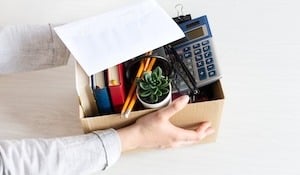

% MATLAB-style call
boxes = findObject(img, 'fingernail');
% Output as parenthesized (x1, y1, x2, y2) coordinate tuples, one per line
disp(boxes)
(181, 95, 190, 103)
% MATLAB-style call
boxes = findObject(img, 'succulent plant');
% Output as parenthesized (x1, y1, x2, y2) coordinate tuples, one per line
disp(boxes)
(136, 66, 171, 104)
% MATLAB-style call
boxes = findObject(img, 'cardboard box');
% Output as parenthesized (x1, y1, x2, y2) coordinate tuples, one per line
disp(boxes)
(75, 61, 224, 144)
(55, 0, 225, 144)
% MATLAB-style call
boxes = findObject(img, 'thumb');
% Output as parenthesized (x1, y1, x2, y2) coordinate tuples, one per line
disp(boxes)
(157, 95, 190, 120)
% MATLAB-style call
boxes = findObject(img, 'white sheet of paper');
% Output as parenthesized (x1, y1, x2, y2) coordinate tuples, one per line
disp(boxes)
(54, 0, 184, 76)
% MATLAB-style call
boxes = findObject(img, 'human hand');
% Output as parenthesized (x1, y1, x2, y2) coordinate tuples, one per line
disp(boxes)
(117, 95, 215, 151)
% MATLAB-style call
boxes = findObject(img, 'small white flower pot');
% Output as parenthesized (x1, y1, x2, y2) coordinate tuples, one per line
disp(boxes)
(136, 84, 172, 109)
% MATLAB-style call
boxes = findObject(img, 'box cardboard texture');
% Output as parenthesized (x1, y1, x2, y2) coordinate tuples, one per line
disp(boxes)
(54, 0, 224, 143)
(75, 60, 225, 144)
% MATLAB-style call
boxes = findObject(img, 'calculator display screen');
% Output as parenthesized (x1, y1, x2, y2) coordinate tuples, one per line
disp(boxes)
(186, 27, 205, 40)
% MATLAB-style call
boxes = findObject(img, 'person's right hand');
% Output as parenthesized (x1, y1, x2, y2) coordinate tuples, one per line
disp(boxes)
(117, 95, 214, 151)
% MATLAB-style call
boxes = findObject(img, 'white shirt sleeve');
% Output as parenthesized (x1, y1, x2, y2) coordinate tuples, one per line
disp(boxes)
(0, 24, 70, 74)
(0, 129, 121, 175)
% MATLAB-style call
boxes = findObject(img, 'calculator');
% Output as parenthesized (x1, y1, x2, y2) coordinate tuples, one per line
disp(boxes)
(171, 15, 221, 93)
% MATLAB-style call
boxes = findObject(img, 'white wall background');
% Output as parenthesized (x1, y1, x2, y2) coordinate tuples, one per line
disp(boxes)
(1, 0, 300, 174)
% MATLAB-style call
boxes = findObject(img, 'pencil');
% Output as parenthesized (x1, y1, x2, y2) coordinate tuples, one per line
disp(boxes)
(120, 61, 145, 117)
(123, 57, 157, 118)
(144, 51, 152, 70)
(144, 58, 151, 71)
(123, 94, 137, 118)
(146, 57, 157, 71)
(121, 51, 154, 118)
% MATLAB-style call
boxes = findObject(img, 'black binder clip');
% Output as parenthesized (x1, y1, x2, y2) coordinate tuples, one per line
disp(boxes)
(172, 4, 192, 24)
(173, 15, 192, 24)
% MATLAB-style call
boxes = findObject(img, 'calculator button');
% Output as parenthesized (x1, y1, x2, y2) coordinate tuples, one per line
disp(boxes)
(193, 43, 201, 48)
(196, 61, 205, 68)
(203, 45, 210, 52)
(208, 70, 216, 77)
(184, 52, 192, 58)
(202, 40, 209, 45)
(205, 58, 213, 64)
(204, 51, 212, 58)
(195, 55, 203, 61)
(183, 47, 191, 52)
(194, 49, 201, 55)
(207, 64, 215, 71)
(197, 68, 207, 80)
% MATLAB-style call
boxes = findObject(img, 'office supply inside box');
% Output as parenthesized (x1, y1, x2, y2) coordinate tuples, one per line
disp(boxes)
(75, 58, 224, 144)
(55, 0, 225, 144)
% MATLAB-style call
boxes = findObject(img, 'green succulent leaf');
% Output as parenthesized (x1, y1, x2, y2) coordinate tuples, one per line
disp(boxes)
(150, 84, 157, 89)
(152, 71, 158, 80)
(153, 66, 162, 77)
(140, 90, 152, 97)
(153, 87, 159, 95)
(160, 79, 169, 87)
(156, 89, 163, 96)
(137, 66, 170, 104)
(150, 94, 159, 103)
(157, 67, 162, 78)
(144, 72, 151, 82)
(156, 79, 162, 86)
(139, 81, 151, 90)
(160, 87, 169, 95)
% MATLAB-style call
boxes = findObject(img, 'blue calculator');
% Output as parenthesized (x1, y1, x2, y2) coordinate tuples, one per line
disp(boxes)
(171, 15, 221, 93)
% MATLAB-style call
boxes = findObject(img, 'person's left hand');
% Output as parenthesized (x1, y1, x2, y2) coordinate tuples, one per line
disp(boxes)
(117, 95, 214, 151)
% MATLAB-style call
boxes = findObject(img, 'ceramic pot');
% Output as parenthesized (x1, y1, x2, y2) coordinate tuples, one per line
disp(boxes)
(136, 84, 172, 109)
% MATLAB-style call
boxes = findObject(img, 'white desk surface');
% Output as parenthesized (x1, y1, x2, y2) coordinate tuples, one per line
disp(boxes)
(1, 0, 300, 174)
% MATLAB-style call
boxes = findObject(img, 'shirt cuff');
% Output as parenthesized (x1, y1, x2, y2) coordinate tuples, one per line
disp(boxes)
(93, 129, 121, 170)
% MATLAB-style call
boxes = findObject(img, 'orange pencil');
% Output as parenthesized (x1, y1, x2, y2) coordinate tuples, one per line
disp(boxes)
(124, 94, 137, 118)
(144, 51, 152, 70)
(144, 58, 151, 71)
(121, 51, 154, 118)
(146, 57, 157, 71)
(123, 57, 157, 118)
(121, 61, 145, 117)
